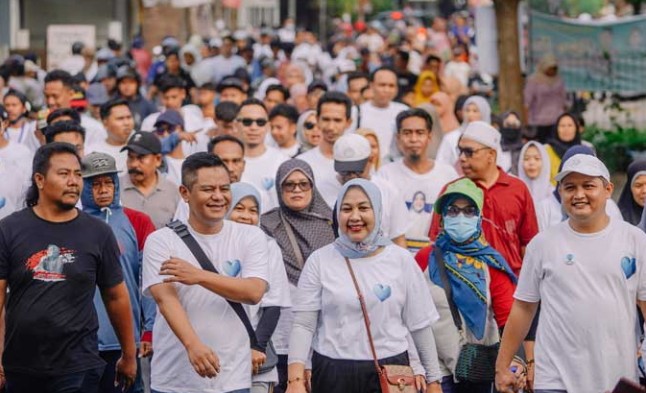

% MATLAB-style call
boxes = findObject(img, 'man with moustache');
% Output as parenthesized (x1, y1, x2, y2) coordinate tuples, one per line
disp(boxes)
(120, 131, 181, 229)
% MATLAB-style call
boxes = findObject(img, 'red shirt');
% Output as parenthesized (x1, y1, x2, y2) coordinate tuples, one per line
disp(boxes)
(415, 245, 515, 328)
(124, 207, 156, 252)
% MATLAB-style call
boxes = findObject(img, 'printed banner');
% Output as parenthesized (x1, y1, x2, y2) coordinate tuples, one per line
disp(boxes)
(530, 11, 646, 93)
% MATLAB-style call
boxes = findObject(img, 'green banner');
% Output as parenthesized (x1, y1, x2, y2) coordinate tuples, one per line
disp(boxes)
(530, 11, 646, 93)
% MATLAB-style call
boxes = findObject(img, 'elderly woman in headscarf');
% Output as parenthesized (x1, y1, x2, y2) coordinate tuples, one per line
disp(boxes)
(415, 178, 522, 393)
(260, 159, 335, 392)
(286, 179, 443, 393)
(413, 71, 441, 107)
(618, 160, 646, 226)
(518, 141, 553, 206)
(524, 54, 567, 143)
(295, 110, 321, 153)
(226, 183, 291, 393)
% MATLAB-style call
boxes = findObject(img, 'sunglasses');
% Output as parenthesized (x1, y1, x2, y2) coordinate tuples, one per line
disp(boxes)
(457, 146, 490, 158)
(282, 180, 312, 193)
(237, 118, 268, 127)
(304, 121, 316, 130)
(445, 205, 478, 218)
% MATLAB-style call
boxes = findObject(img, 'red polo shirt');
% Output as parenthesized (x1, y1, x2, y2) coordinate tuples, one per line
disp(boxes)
(423, 168, 539, 326)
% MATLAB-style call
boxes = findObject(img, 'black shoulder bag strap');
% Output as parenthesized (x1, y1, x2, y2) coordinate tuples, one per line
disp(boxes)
(166, 220, 261, 351)
(433, 247, 463, 332)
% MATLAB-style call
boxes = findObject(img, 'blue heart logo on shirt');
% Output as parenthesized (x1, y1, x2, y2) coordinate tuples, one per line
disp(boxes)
(223, 259, 241, 277)
(262, 178, 275, 190)
(621, 256, 636, 279)
(373, 284, 392, 302)
(0, 197, 6, 210)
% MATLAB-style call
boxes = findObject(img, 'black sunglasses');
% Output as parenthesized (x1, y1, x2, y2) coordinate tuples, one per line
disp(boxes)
(457, 146, 490, 158)
(238, 118, 268, 127)
(282, 180, 312, 192)
(304, 121, 316, 130)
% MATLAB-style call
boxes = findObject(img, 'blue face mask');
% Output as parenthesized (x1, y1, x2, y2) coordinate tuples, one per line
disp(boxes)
(443, 214, 480, 243)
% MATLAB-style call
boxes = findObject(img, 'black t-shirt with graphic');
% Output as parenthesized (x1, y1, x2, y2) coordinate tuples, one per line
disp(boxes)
(0, 208, 123, 375)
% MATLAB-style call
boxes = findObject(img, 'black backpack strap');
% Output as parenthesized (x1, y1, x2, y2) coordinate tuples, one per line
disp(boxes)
(434, 247, 463, 332)
(166, 220, 261, 351)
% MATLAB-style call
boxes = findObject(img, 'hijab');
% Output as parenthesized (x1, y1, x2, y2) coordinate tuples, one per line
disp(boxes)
(296, 110, 317, 151)
(547, 113, 582, 159)
(431, 91, 460, 132)
(553, 145, 596, 203)
(413, 71, 440, 107)
(462, 95, 492, 126)
(518, 141, 553, 205)
(500, 111, 524, 152)
(333, 179, 391, 259)
(428, 190, 516, 340)
(618, 160, 646, 225)
(179, 44, 202, 72)
(260, 159, 335, 285)
(530, 54, 560, 86)
(226, 182, 262, 224)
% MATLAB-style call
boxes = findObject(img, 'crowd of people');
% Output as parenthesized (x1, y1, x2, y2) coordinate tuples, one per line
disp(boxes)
(0, 7, 645, 393)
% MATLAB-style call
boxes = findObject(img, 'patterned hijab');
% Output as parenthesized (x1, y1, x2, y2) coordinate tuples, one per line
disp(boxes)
(333, 179, 391, 259)
(260, 159, 335, 285)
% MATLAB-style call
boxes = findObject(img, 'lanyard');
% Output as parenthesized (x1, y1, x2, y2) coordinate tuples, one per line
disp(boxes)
(4, 123, 26, 144)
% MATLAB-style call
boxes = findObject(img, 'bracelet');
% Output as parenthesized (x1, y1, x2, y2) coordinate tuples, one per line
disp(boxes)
(288, 377, 304, 384)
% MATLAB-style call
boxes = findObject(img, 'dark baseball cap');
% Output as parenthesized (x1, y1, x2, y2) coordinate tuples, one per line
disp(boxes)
(154, 109, 184, 128)
(307, 80, 328, 94)
(216, 77, 246, 93)
(121, 131, 161, 155)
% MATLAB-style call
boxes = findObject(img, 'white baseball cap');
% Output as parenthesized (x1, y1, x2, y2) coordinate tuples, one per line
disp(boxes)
(334, 134, 371, 173)
(555, 154, 610, 182)
(461, 121, 502, 151)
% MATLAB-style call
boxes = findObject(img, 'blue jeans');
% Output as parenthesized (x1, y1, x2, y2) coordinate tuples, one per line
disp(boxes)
(6, 366, 104, 393)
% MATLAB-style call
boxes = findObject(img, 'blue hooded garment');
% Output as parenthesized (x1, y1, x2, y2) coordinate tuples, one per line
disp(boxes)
(82, 173, 152, 350)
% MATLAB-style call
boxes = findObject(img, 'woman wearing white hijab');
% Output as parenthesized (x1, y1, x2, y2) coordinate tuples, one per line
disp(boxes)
(286, 179, 443, 393)
(518, 141, 553, 205)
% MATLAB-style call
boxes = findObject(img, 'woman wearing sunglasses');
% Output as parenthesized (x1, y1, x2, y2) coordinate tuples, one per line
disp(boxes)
(286, 178, 443, 393)
(260, 159, 335, 392)
(295, 110, 321, 153)
(414, 178, 524, 393)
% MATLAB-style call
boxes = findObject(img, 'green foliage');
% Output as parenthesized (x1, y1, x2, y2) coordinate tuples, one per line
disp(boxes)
(583, 126, 646, 172)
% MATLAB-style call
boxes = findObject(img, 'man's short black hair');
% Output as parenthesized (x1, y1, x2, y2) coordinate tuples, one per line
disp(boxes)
(237, 98, 267, 116)
(396, 108, 433, 133)
(317, 91, 352, 120)
(207, 135, 245, 155)
(215, 101, 240, 122)
(396, 50, 410, 64)
(425, 54, 442, 65)
(199, 82, 218, 91)
(181, 152, 229, 189)
(158, 74, 186, 93)
(100, 98, 130, 120)
(265, 84, 290, 101)
(44, 70, 75, 89)
(269, 104, 299, 123)
(45, 121, 87, 143)
(369, 66, 397, 82)
(26, 142, 82, 207)
(47, 108, 81, 125)
(347, 71, 369, 85)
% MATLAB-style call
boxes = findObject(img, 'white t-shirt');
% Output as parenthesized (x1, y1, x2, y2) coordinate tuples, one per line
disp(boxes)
(294, 244, 439, 360)
(142, 221, 270, 393)
(0, 140, 33, 180)
(536, 194, 624, 232)
(358, 101, 409, 161)
(297, 147, 341, 208)
(85, 141, 128, 173)
(241, 147, 288, 213)
(515, 218, 646, 392)
(377, 159, 459, 253)
(4, 120, 41, 154)
(435, 129, 461, 169)
(164, 156, 184, 186)
(278, 143, 301, 159)
(251, 237, 292, 384)
(81, 114, 108, 147)
(371, 176, 409, 240)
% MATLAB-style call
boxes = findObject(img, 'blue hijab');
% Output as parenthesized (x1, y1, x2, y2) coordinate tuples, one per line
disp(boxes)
(429, 196, 516, 340)
(333, 179, 391, 258)
(226, 182, 262, 225)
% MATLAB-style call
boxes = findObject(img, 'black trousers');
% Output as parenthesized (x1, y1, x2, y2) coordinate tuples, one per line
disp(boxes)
(6, 366, 104, 393)
(311, 351, 409, 393)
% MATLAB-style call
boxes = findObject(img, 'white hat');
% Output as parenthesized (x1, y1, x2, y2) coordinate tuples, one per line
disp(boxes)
(334, 134, 371, 173)
(461, 121, 502, 151)
(555, 154, 610, 182)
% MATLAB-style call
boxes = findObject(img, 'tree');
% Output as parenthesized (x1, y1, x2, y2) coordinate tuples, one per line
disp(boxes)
(495, 0, 525, 118)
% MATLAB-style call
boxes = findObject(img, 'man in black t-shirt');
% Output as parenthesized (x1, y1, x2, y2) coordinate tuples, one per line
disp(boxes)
(0, 142, 137, 393)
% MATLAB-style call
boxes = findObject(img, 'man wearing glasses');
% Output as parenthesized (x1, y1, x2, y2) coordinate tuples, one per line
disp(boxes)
(377, 108, 459, 254)
(237, 98, 288, 212)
